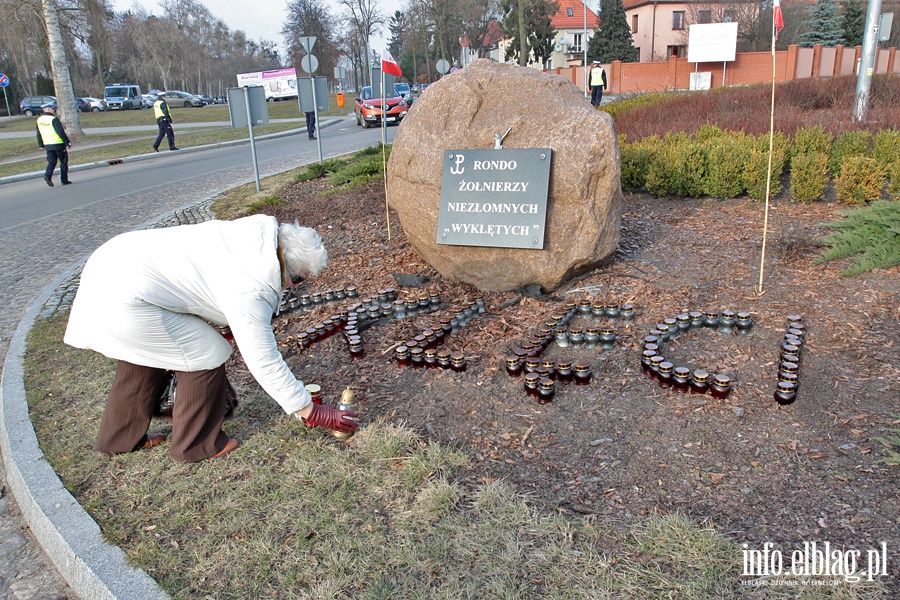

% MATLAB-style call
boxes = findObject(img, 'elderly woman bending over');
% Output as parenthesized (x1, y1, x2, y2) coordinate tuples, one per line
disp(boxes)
(65, 214, 357, 462)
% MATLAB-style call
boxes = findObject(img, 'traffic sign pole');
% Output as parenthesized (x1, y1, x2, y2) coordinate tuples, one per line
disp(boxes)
(0, 74, 11, 117)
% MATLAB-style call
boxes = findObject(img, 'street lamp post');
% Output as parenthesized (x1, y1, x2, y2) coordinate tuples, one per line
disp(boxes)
(583, 0, 589, 97)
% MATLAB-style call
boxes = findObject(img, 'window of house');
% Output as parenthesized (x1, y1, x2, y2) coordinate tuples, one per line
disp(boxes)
(668, 45, 685, 58)
(699, 10, 711, 23)
(672, 11, 685, 30)
(723, 10, 735, 22)
(632, 15, 638, 33)
(573, 33, 583, 53)
(567, 7, 574, 16)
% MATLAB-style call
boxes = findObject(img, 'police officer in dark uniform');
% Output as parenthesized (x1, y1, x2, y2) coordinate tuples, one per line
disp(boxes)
(152, 93, 179, 152)
(36, 103, 72, 187)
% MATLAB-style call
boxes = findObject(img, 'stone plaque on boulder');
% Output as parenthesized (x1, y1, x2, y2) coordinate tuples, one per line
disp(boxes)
(387, 59, 622, 293)
(436, 148, 552, 249)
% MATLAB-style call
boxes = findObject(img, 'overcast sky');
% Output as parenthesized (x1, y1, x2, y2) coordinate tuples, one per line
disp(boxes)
(111, 0, 403, 58)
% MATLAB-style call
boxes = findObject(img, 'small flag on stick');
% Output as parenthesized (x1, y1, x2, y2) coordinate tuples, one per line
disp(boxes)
(381, 50, 402, 77)
(773, 0, 785, 40)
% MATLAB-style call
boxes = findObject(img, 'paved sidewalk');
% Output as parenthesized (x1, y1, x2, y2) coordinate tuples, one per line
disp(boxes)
(0, 117, 365, 599)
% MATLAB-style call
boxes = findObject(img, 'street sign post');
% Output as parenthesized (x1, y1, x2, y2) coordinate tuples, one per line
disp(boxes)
(227, 85, 269, 191)
(298, 34, 324, 161)
(0, 74, 10, 118)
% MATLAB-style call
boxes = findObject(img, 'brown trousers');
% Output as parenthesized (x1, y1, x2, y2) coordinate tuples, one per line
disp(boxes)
(96, 360, 230, 462)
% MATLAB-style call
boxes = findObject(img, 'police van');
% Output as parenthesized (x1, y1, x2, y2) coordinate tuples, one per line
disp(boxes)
(103, 83, 143, 110)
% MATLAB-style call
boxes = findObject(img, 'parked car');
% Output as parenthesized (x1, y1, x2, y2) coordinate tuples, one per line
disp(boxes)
(195, 95, 214, 106)
(393, 82, 413, 107)
(19, 95, 56, 116)
(79, 97, 107, 112)
(354, 86, 408, 128)
(141, 94, 157, 109)
(103, 83, 142, 110)
(158, 90, 204, 107)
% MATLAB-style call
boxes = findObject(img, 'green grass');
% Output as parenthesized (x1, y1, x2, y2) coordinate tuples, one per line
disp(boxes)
(0, 94, 355, 178)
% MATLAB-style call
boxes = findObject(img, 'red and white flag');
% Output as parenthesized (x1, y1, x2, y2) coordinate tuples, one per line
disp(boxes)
(773, 0, 785, 40)
(381, 50, 402, 77)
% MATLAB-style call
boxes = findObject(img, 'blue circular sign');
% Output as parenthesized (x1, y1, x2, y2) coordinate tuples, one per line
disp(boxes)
(0, 74, 9, 88)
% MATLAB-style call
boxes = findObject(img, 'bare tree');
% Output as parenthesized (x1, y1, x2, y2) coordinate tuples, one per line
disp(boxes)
(282, 0, 341, 79)
(339, 0, 385, 85)
(42, 0, 83, 135)
(676, 0, 763, 52)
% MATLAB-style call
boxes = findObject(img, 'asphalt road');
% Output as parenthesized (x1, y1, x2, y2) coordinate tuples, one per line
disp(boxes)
(0, 115, 396, 599)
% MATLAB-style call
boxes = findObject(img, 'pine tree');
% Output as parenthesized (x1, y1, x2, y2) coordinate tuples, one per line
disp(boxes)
(588, 0, 639, 63)
(798, 0, 844, 47)
(841, 0, 865, 47)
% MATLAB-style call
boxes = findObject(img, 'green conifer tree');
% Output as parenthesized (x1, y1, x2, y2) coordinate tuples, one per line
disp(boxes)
(588, 0, 639, 63)
(841, 0, 865, 46)
(798, 0, 844, 47)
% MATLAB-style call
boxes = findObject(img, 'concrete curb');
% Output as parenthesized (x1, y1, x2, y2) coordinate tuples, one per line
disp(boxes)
(0, 117, 360, 598)
(0, 261, 170, 600)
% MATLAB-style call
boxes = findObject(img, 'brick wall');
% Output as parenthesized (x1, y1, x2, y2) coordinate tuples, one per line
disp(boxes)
(547, 44, 900, 94)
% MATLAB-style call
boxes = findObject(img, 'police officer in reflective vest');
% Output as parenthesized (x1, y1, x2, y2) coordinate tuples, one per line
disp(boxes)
(36, 103, 72, 187)
(152, 94, 179, 152)
(589, 61, 607, 107)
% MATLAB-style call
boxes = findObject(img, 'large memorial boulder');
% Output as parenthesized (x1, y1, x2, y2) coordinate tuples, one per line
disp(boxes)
(387, 58, 622, 292)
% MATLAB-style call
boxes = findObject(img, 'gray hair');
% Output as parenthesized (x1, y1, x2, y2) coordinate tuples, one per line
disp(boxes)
(277, 221, 327, 279)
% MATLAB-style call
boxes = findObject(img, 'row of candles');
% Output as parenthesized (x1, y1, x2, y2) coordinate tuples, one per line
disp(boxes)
(288, 289, 803, 407)
(638, 309, 755, 399)
(774, 315, 805, 405)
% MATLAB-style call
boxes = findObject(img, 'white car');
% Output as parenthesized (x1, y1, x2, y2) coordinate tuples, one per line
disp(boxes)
(82, 97, 108, 112)
(141, 94, 156, 109)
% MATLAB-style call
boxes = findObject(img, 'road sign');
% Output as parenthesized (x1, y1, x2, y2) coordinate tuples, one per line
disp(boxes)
(300, 36, 316, 54)
(300, 54, 318, 74)
(0, 74, 9, 88)
(436, 59, 450, 74)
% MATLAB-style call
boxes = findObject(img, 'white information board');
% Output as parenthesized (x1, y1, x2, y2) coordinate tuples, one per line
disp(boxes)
(687, 22, 739, 63)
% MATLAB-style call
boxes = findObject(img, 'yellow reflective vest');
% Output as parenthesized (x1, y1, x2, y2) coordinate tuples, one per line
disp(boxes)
(153, 99, 169, 120)
(590, 66, 607, 88)
(37, 115, 64, 145)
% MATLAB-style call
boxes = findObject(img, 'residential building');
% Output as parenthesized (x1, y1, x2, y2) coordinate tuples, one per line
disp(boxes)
(624, 0, 759, 62)
(497, 0, 601, 69)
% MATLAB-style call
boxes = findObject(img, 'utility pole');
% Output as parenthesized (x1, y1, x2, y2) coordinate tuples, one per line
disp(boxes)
(853, 0, 883, 121)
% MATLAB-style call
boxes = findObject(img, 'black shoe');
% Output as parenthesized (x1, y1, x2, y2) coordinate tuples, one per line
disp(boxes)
(61, 180, 72, 185)
(170, 147, 180, 151)
(153, 146, 159, 152)
(43, 175, 53, 187)
(309, 136, 317, 140)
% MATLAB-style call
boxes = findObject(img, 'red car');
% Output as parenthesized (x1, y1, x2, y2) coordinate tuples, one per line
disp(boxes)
(354, 86, 408, 128)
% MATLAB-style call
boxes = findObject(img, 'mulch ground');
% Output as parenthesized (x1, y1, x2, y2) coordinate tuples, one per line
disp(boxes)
(243, 177, 900, 592)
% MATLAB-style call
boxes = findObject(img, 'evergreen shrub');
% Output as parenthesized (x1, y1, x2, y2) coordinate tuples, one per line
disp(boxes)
(620, 138, 655, 191)
(873, 129, 900, 173)
(644, 136, 683, 197)
(829, 130, 871, 176)
(835, 156, 884, 205)
(790, 152, 829, 203)
(744, 138, 785, 201)
(891, 161, 900, 199)
(792, 125, 833, 158)
(673, 141, 708, 197)
(816, 201, 900, 275)
(704, 135, 750, 199)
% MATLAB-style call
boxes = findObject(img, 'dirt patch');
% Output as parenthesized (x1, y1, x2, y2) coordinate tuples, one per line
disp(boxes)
(248, 179, 900, 591)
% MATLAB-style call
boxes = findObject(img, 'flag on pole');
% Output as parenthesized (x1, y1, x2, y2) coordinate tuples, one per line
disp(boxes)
(773, 0, 785, 40)
(381, 50, 402, 77)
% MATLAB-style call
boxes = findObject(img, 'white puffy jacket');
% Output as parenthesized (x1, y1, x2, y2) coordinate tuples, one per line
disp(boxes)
(64, 214, 312, 414)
